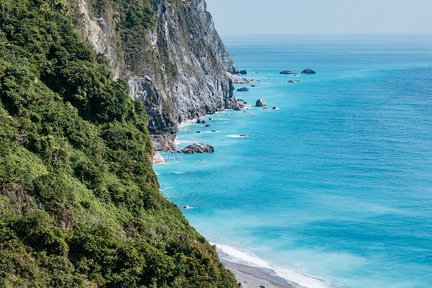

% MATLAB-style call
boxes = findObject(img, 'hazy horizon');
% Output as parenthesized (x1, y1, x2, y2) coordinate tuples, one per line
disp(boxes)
(206, 0, 432, 36)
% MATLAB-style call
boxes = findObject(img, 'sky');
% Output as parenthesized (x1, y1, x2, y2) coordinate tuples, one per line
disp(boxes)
(205, 0, 432, 35)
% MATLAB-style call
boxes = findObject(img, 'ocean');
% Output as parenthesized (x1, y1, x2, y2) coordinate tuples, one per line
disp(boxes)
(154, 35, 432, 288)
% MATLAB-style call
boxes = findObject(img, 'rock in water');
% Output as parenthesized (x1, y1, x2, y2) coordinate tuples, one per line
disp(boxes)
(301, 68, 316, 74)
(180, 143, 215, 154)
(280, 70, 296, 75)
(237, 87, 250, 92)
(256, 99, 267, 107)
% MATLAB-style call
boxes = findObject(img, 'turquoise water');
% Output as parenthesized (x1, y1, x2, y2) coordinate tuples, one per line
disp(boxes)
(155, 35, 432, 288)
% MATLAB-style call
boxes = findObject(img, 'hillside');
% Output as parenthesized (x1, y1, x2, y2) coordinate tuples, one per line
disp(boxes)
(0, 0, 238, 287)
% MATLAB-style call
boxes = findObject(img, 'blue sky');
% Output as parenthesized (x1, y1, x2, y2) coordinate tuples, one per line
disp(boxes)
(206, 0, 432, 35)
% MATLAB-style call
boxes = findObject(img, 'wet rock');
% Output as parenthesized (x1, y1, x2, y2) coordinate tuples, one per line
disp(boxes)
(179, 143, 215, 154)
(301, 68, 316, 74)
(280, 70, 296, 75)
(256, 99, 267, 107)
(237, 87, 250, 92)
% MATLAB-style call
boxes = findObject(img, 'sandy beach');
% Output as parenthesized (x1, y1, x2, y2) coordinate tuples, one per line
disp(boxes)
(223, 260, 303, 288)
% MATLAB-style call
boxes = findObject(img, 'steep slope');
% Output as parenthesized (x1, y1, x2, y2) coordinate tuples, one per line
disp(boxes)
(0, 0, 237, 287)
(76, 0, 239, 150)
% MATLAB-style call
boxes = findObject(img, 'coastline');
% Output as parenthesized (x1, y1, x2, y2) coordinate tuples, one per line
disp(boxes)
(222, 259, 301, 288)
(157, 110, 327, 288)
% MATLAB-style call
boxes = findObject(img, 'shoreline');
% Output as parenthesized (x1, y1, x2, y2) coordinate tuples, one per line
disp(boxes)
(222, 259, 302, 288)
(156, 108, 329, 288)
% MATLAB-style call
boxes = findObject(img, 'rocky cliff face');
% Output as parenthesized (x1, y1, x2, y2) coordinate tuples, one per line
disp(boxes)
(76, 0, 238, 151)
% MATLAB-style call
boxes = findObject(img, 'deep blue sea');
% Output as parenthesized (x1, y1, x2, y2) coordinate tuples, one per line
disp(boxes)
(155, 35, 432, 288)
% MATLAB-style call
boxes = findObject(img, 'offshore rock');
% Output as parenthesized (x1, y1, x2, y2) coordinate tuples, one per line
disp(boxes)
(256, 99, 267, 107)
(280, 70, 297, 75)
(180, 143, 215, 154)
(237, 87, 250, 92)
(301, 68, 316, 74)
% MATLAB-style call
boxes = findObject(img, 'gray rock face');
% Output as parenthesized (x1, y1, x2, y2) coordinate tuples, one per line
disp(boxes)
(180, 143, 215, 154)
(77, 0, 239, 151)
(256, 99, 267, 107)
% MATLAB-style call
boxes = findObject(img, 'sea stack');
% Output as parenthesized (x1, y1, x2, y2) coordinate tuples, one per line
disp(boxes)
(301, 68, 316, 74)
(256, 99, 267, 107)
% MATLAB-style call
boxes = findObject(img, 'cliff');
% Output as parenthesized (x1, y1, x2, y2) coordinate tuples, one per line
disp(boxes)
(76, 0, 239, 151)
(0, 0, 238, 286)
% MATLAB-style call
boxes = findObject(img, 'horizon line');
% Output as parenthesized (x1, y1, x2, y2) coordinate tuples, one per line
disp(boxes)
(220, 33, 432, 37)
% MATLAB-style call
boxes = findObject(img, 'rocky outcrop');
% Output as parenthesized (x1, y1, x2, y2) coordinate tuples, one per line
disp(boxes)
(76, 0, 239, 151)
(237, 87, 250, 92)
(256, 99, 267, 107)
(301, 68, 316, 74)
(280, 70, 297, 75)
(179, 143, 215, 154)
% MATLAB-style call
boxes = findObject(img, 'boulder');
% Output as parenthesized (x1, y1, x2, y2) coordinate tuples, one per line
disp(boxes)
(256, 99, 267, 107)
(180, 143, 215, 154)
(280, 70, 296, 75)
(237, 87, 250, 92)
(301, 68, 316, 74)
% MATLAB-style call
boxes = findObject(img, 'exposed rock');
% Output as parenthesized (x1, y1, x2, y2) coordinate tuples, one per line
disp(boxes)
(280, 70, 297, 75)
(232, 69, 248, 75)
(78, 0, 240, 151)
(251, 84, 256, 87)
(229, 73, 255, 84)
(180, 143, 215, 154)
(256, 99, 267, 107)
(152, 151, 166, 165)
(237, 87, 250, 92)
(301, 68, 316, 74)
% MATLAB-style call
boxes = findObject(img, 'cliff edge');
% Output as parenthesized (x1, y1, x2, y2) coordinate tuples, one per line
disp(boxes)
(77, 0, 239, 151)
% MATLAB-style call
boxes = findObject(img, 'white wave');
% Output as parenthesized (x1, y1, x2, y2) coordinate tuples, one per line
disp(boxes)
(215, 243, 329, 288)
(225, 134, 249, 138)
(215, 243, 272, 269)
(175, 140, 193, 145)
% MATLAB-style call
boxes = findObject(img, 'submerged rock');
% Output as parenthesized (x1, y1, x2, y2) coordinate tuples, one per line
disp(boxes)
(256, 99, 267, 107)
(301, 68, 316, 74)
(287, 79, 300, 83)
(180, 143, 215, 154)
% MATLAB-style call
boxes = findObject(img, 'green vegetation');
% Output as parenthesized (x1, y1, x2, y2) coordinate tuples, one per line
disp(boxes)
(0, 0, 237, 287)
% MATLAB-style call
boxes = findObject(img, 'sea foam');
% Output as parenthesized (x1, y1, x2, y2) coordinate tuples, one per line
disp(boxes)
(215, 243, 329, 288)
